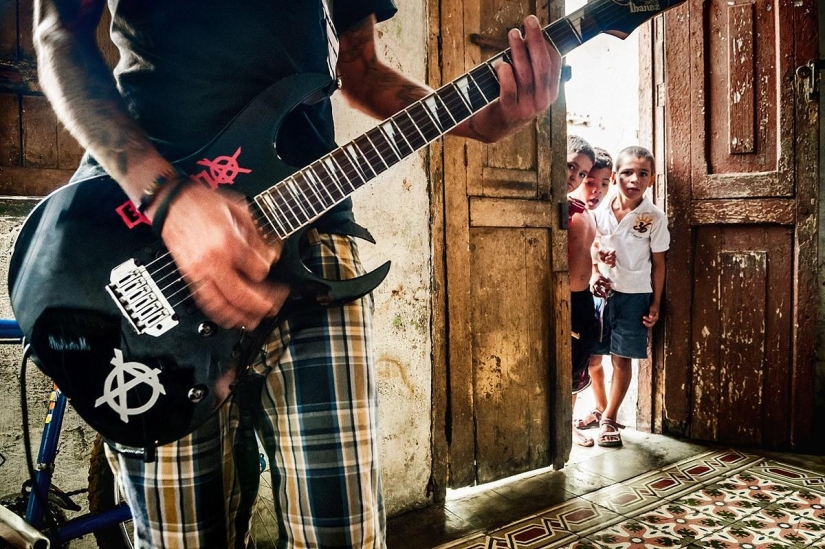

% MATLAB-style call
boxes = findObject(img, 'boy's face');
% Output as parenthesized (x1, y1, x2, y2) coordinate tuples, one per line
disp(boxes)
(566, 152, 594, 193)
(583, 167, 612, 210)
(614, 156, 654, 202)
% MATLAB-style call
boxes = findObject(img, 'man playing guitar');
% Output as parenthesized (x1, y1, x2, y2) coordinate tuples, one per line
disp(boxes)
(32, 0, 561, 546)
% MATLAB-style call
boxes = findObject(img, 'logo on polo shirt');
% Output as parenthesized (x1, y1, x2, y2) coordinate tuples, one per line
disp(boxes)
(633, 213, 654, 235)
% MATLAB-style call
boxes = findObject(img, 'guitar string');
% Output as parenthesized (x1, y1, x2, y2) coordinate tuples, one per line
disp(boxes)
(138, 5, 636, 311)
(151, 16, 603, 310)
(148, 61, 508, 307)
(152, 61, 508, 309)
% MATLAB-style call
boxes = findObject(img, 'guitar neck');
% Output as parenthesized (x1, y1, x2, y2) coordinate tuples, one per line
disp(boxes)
(251, 0, 669, 239)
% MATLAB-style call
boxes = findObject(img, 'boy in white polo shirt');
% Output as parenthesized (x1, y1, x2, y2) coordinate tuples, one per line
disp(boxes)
(589, 146, 669, 447)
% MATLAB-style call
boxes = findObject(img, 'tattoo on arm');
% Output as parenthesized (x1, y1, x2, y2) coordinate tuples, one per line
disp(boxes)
(35, 0, 155, 185)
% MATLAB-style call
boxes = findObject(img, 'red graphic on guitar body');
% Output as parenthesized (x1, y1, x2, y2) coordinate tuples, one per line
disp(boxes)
(115, 201, 150, 229)
(193, 147, 251, 190)
(115, 147, 251, 228)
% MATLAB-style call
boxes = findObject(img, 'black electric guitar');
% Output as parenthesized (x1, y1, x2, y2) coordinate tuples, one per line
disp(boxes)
(8, 0, 685, 451)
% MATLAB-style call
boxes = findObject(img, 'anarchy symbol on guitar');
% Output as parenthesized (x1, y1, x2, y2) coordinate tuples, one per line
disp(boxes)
(8, 0, 686, 452)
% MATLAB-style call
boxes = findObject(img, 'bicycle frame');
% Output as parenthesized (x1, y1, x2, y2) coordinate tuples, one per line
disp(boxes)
(0, 319, 132, 548)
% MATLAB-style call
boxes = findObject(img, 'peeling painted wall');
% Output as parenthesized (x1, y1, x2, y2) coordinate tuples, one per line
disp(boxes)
(0, 1, 433, 543)
(331, 1, 433, 515)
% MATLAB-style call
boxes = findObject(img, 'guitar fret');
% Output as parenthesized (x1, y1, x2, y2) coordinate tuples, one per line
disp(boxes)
(349, 141, 377, 178)
(282, 180, 309, 218)
(284, 179, 313, 220)
(439, 83, 473, 121)
(293, 178, 320, 219)
(421, 96, 446, 133)
(327, 153, 360, 192)
(343, 143, 371, 182)
(294, 172, 326, 211)
(361, 133, 390, 171)
(272, 186, 301, 230)
(305, 165, 338, 205)
(258, 192, 292, 235)
(409, 103, 442, 142)
(399, 111, 428, 149)
(466, 71, 488, 103)
(378, 121, 404, 159)
(433, 93, 458, 126)
(469, 63, 499, 105)
(452, 76, 475, 112)
(547, 18, 583, 56)
(389, 118, 415, 156)
(368, 128, 398, 166)
(305, 165, 337, 203)
(304, 167, 344, 203)
(316, 160, 350, 196)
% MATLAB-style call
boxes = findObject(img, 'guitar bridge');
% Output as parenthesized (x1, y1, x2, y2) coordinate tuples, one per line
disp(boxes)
(106, 259, 178, 337)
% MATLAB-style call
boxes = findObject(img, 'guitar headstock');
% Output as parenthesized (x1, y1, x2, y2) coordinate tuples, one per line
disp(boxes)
(586, 0, 688, 38)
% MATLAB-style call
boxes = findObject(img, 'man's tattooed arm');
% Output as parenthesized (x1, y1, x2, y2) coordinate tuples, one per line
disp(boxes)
(336, 14, 560, 144)
(34, 0, 173, 202)
(337, 16, 431, 120)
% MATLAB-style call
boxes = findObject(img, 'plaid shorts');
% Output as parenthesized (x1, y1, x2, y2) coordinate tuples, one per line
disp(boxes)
(105, 231, 385, 548)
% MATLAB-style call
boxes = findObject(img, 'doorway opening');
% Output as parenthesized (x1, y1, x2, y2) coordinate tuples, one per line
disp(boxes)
(565, 0, 645, 429)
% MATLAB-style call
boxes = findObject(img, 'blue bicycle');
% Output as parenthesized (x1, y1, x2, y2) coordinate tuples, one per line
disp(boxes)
(0, 319, 278, 548)
(0, 319, 133, 548)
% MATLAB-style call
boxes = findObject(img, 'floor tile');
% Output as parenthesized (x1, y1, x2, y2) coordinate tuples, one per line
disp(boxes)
(691, 520, 796, 548)
(708, 470, 797, 508)
(772, 489, 825, 523)
(533, 498, 623, 537)
(746, 461, 825, 494)
(672, 484, 766, 524)
(394, 437, 825, 549)
(585, 518, 684, 548)
(635, 501, 727, 544)
(579, 449, 757, 516)
(740, 505, 825, 547)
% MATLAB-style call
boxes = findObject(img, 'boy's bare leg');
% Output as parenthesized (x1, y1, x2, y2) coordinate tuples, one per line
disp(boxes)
(602, 355, 632, 420)
(598, 355, 632, 447)
(588, 355, 608, 413)
(573, 355, 607, 429)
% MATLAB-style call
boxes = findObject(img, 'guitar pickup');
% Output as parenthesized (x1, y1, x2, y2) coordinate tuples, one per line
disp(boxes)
(106, 259, 179, 337)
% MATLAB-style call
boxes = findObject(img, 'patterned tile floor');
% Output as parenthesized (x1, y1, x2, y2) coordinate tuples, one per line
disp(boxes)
(434, 449, 825, 549)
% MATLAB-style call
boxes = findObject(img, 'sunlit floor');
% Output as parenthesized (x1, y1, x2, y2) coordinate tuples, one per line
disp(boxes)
(386, 431, 825, 548)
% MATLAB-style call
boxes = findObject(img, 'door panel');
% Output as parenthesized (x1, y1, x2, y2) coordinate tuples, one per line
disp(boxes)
(0, 2, 115, 197)
(690, 226, 792, 445)
(657, 0, 817, 448)
(470, 227, 551, 484)
(437, 0, 569, 488)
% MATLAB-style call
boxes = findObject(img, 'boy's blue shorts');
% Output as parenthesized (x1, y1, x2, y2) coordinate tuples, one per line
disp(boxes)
(591, 291, 652, 359)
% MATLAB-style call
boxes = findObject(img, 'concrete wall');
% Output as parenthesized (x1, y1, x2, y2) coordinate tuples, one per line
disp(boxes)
(332, 1, 433, 515)
(0, 2, 433, 545)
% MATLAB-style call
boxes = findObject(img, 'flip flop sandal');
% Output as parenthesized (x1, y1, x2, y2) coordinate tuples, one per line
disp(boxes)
(573, 409, 602, 430)
(597, 416, 625, 448)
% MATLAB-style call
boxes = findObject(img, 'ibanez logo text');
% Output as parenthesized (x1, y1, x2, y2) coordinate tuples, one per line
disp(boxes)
(621, 0, 662, 12)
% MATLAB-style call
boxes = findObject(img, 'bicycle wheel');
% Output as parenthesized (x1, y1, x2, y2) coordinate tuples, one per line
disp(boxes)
(247, 445, 278, 548)
(87, 436, 134, 549)
(0, 489, 66, 548)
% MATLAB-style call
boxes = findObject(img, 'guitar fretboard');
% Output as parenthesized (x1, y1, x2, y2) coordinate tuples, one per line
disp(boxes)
(252, 2, 618, 239)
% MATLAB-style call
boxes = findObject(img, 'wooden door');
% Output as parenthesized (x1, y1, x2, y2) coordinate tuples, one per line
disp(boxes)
(653, 0, 818, 448)
(0, 2, 115, 198)
(430, 0, 570, 492)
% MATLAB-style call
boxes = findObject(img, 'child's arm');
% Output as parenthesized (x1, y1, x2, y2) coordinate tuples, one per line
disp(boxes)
(642, 251, 666, 328)
(589, 240, 611, 297)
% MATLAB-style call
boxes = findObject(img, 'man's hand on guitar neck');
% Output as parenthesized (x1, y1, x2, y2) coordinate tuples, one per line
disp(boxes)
(454, 14, 562, 143)
(145, 180, 290, 330)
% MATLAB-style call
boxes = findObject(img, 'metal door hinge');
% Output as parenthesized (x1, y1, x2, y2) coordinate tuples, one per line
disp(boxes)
(796, 60, 825, 100)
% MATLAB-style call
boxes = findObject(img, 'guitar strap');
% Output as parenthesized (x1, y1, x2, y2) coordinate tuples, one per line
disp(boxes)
(323, 0, 339, 80)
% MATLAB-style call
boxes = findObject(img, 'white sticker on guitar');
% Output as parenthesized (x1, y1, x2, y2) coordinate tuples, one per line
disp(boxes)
(94, 349, 166, 423)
